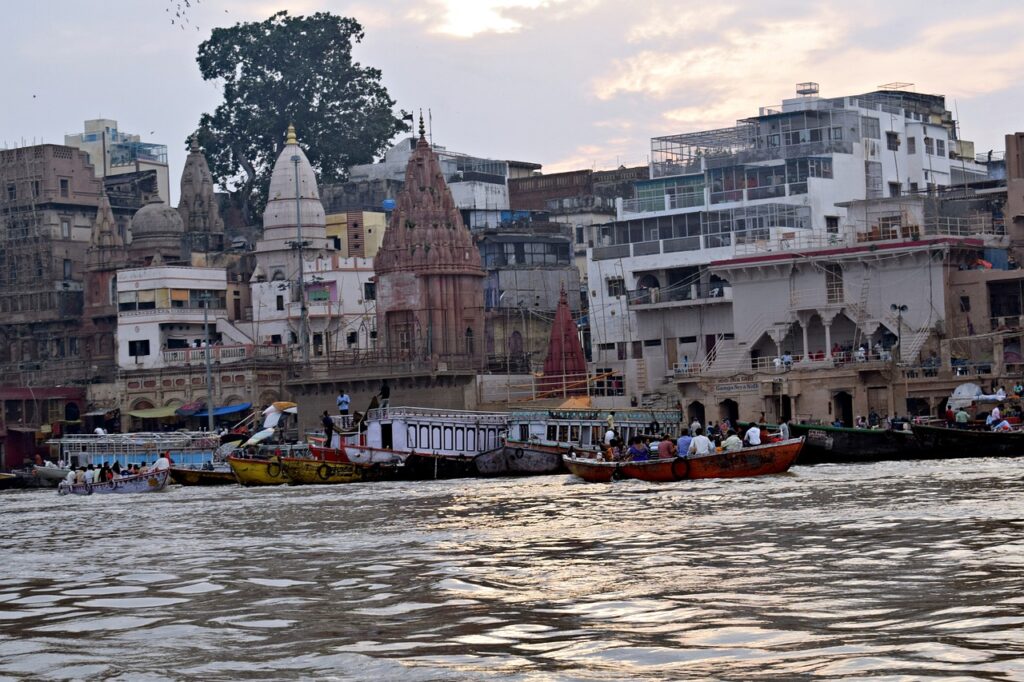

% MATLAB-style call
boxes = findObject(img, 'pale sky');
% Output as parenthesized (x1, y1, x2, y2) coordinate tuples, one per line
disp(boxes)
(4, 0, 1024, 204)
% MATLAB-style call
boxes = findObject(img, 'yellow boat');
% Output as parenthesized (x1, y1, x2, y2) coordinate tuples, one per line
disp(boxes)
(279, 457, 366, 485)
(227, 456, 289, 486)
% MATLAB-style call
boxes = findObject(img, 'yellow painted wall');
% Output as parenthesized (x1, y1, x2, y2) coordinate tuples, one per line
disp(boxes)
(324, 211, 388, 258)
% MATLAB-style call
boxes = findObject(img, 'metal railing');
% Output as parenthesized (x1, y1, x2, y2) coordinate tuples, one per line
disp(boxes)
(626, 283, 731, 307)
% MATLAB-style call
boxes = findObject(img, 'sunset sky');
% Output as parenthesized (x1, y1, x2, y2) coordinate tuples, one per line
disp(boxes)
(4, 0, 1023, 202)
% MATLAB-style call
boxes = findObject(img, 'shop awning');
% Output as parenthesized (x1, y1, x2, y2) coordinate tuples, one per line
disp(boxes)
(193, 402, 253, 419)
(127, 406, 181, 419)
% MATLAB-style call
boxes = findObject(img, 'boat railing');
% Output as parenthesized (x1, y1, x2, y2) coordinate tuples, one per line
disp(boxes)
(367, 406, 509, 422)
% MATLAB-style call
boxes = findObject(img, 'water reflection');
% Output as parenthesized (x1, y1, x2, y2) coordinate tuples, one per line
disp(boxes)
(2, 458, 1024, 679)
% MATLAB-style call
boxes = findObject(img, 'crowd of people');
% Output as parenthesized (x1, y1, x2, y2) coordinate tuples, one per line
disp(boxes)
(61, 452, 171, 487)
(597, 416, 790, 462)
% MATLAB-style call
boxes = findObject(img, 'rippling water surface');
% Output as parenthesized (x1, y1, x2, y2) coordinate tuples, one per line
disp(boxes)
(3, 459, 1024, 680)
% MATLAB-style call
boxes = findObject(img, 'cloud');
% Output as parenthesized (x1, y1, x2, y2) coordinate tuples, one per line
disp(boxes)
(410, 0, 580, 38)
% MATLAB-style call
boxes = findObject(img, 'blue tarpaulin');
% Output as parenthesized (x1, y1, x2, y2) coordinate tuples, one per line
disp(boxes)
(192, 402, 252, 419)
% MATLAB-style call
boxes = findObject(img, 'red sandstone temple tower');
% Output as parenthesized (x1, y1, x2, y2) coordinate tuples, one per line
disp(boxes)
(374, 116, 485, 369)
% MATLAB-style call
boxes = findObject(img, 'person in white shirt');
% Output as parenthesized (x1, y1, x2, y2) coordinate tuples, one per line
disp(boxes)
(991, 405, 1002, 422)
(721, 430, 743, 451)
(604, 428, 616, 445)
(84, 466, 95, 484)
(688, 430, 713, 457)
(744, 424, 762, 446)
(153, 452, 171, 471)
(690, 418, 701, 435)
(64, 469, 76, 486)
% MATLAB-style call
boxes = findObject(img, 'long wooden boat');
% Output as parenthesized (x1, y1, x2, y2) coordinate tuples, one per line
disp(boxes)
(788, 423, 920, 464)
(911, 423, 1024, 458)
(58, 469, 170, 495)
(169, 467, 237, 486)
(227, 455, 289, 486)
(621, 438, 803, 482)
(279, 457, 395, 485)
(563, 456, 621, 483)
(474, 443, 565, 476)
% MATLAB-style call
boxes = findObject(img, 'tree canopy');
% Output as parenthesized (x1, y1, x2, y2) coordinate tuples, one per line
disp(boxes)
(195, 11, 408, 222)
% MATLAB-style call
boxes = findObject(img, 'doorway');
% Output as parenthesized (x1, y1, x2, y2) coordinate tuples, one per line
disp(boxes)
(719, 399, 739, 426)
(832, 391, 853, 427)
(687, 401, 705, 427)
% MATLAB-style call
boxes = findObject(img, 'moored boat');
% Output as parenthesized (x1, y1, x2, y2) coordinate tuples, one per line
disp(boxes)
(788, 423, 919, 464)
(227, 455, 289, 486)
(57, 469, 170, 495)
(911, 422, 1024, 458)
(474, 443, 565, 476)
(170, 467, 237, 486)
(280, 457, 395, 485)
(322, 406, 508, 480)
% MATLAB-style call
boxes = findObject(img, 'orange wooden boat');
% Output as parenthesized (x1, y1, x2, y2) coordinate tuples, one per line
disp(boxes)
(620, 437, 804, 482)
(563, 455, 621, 483)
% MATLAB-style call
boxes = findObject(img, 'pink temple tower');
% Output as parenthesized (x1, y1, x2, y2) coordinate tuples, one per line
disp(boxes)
(374, 115, 485, 369)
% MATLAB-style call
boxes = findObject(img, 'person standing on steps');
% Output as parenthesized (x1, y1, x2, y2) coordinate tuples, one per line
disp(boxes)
(379, 380, 391, 409)
(336, 389, 351, 416)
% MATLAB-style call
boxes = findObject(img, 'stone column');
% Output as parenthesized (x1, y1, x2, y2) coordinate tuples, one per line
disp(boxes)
(817, 308, 840, 360)
(796, 311, 814, 362)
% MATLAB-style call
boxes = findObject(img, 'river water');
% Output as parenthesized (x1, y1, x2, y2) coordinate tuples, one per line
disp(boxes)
(2, 459, 1024, 680)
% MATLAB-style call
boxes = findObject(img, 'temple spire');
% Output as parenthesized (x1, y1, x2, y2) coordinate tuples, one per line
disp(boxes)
(418, 111, 425, 139)
(286, 123, 297, 145)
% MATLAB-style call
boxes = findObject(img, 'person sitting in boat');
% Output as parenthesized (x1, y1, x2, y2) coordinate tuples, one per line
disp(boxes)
(657, 435, 677, 459)
(626, 437, 650, 462)
(64, 468, 76, 487)
(778, 418, 791, 441)
(688, 429, 713, 457)
(993, 419, 1013, 432)
(676, 429, 692, 457)
(743, 423, 762, 447)
(721, 429, 743, 452)
(855, 415, 867, 429)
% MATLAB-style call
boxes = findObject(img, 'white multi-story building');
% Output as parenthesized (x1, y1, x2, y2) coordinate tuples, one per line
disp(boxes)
(588, 84, 993, 397)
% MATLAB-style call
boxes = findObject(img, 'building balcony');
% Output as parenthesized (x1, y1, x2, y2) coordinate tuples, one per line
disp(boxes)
(286, 301, 338, 319)
(118, 307, 228, 322)
(160, 343, 290, 367)
(627, 283, 733, 311)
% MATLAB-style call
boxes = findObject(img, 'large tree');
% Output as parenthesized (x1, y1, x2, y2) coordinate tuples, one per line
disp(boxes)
(195, 11, 408, 222)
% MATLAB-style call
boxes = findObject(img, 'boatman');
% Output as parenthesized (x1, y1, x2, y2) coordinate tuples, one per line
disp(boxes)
(688, 429, 713, 457)
(337, 389, 351, 416)
(744, 422, 762, 447)
(154, 452, 171, 472)
(779, 417, 790, 441)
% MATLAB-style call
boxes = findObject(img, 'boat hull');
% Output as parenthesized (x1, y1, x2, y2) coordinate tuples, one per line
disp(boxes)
(58, 470, 170, 495)
(474, 443, 566, 476)
(280, 457, 394, 485)
(911, 423, 1024, 458)
(227, 456, 289, 486)
(33, 465, 71, 483)
(169, 468, 237, 486)
(564, 456, 620, 483)
(789, 423, 919, 464)
(400, 452, 480, 480)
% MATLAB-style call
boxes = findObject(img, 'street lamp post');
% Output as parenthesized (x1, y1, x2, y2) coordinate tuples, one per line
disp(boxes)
(201, 295, 216, 433)
(292, 154, 310, 366)
(890, 303, 908, 363)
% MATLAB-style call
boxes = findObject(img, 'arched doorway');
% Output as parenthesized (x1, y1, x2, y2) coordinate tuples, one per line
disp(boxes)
(64, 402, 80, 422)
(687, 400, 705, 427)
(832, 391, 853, 427)
(718, 399, 739, 426)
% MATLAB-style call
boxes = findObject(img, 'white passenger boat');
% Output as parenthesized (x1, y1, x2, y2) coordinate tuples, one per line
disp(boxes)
(57, 469, 170, 495)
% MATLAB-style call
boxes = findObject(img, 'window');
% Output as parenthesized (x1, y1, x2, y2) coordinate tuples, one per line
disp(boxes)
(631, 340, 642, 359)
(597, 343, 615, 350)
(363, 282, 376, 300)
(959, 296, 971, 313)
(63, 259, 72, 279)
(910, 182, 919, 193)
(606, 277, 625, 297)
(824, 263, 844, 305)
(60, 220, 70, 238)
(678, 335, 697, 343)
(936, 139, 946, 157)
(128, 340, 150, 357)
(31, 180, 40, 198)
(886, 132, 900, 151)
(861, 117, 881, 139)
(575, 226, 584, 245)
(643, 339, 662, 347)
(275, 295, 284, 311)
(270, 334, 282, 345)
(888, 182, 902, 198)
(907, 137, 916, 154)
(6, 184, 15, 201)
(865, 161, 883, 199)
(825, 216, 840, 234)
(59, 178, 69, 198)
(924, 137, 934, 155)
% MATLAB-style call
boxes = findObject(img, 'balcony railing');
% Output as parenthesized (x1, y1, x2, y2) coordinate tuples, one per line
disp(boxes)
(161, 343, 290, 366)
(627, 283, 732, 309)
